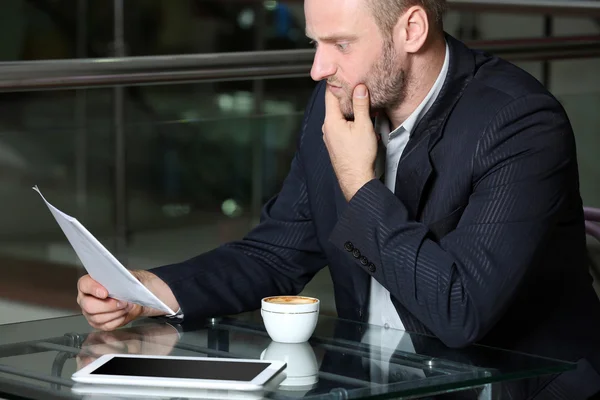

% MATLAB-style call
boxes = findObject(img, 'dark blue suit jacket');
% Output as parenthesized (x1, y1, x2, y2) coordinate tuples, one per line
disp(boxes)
(153, 35, 600, 354)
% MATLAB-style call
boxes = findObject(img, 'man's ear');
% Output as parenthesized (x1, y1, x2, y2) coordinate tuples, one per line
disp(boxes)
(393, 6, 429, 54)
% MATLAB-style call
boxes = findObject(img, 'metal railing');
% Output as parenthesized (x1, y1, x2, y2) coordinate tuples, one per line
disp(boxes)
(0, 35, 598, 92)
(0, 50, 314, 91)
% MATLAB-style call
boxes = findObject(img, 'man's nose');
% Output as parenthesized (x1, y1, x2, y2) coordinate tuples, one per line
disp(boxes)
(310, 48, 336, 81)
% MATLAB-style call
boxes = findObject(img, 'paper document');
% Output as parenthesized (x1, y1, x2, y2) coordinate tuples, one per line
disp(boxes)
(33, 186, 176, 315)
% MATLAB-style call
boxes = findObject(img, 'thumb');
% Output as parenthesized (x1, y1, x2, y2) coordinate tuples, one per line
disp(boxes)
(352, 84, 371, 124)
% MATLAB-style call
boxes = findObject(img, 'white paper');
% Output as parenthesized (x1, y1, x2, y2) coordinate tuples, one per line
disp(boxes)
(33, 186, 176, 315)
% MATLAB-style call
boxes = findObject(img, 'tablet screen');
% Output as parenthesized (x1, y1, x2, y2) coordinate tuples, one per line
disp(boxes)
(91, 357, 270, 382)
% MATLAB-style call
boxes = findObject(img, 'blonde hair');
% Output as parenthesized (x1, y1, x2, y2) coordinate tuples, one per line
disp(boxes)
(366, 0, 447, 37)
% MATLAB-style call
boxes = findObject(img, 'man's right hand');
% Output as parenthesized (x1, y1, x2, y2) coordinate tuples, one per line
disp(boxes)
(77, 270, 180, 331)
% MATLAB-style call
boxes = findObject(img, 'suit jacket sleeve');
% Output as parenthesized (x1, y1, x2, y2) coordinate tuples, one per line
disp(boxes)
(150, 84, 328, 321)
(329, 93, 579, 347)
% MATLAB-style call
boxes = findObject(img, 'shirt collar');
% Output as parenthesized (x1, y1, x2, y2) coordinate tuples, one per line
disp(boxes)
(376, 41, 450, 145)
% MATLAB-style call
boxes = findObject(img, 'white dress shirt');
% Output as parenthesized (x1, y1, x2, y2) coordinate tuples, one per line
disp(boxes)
(363, 42, 449, 376)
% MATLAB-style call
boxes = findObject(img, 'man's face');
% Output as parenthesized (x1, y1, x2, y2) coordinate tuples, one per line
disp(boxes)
(305, 0, 407, 120)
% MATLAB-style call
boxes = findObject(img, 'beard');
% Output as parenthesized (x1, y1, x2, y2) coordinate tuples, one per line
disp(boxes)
(328, 40, 407, 121)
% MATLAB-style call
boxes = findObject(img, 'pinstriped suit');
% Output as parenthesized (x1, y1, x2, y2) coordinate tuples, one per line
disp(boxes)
(152, 35, 600, 357)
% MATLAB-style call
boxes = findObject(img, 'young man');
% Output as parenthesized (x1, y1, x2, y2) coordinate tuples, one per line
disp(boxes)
(78, 0, 600, 360)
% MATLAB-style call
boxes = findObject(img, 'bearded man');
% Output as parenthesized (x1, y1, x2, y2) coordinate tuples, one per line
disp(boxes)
(77, 0, 600, 397)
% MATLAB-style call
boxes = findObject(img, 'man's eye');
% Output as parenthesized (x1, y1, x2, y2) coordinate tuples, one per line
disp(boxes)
(336, 43, 349, 52)
(309, 40, 318, 48)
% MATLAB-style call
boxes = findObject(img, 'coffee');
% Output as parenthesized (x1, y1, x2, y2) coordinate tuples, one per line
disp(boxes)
(262, 296, 320, 343)
(264, 296, 318, 305)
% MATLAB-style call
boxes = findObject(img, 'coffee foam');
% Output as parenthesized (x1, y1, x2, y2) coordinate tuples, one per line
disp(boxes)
(264, 296, 318, 305)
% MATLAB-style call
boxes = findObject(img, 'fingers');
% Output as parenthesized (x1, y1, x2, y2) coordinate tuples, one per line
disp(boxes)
(78, 294, 128, 315)
(352, 84, 371, 128)
(324, 86, 344, 123)
(78, 275, 108, 299)
(82, 303, 142, 331)
(76, 273, 152, 330)
(87, 313, 128, 331)
(77, 274, 130, 321)
(77, 277, 138, 331)
(83, 305, 133, 326)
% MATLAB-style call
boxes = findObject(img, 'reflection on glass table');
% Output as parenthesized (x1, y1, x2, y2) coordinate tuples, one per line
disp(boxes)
(0, 312, 587, 400)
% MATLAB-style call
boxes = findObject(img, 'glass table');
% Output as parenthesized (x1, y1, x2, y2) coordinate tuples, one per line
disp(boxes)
(0, 312, 576, 400)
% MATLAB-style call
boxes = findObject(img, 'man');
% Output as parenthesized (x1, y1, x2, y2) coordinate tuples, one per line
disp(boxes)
(78, 0, 600, 362)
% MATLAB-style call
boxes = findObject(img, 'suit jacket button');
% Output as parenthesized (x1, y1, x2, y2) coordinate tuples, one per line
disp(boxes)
(344, 241, 354, 252)
(368, 263, 376, 273)
(352, 249, 361, 258)
(359, 256, 369, 266)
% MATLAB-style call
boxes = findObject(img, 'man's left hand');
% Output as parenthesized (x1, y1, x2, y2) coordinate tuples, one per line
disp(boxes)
(323, 84, 377, 201)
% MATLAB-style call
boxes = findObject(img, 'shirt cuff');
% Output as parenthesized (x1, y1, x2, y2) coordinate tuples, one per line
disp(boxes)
(151, 308, 184, 323)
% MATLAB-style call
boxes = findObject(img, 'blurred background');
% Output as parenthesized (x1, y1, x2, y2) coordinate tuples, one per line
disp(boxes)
(0, 0, 598, 324)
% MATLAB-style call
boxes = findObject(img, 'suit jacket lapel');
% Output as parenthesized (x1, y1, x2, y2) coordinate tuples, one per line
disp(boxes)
(394, 34, 476, 220)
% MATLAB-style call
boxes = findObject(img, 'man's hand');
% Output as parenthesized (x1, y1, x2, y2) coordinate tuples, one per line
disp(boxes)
(77, 270, 180, 331)
(323, 84, 377, 201)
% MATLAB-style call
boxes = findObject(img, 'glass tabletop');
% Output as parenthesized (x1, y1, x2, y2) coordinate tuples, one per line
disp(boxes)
(0, 312, 575, 400)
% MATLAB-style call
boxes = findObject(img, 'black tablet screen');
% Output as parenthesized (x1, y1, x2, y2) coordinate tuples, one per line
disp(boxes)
(91, 357, 270, 381)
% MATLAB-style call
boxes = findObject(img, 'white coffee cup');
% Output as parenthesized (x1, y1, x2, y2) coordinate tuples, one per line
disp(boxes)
(260, 296, 320, 343)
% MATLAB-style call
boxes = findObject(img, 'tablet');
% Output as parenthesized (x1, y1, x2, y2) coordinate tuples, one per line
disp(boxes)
(71, 372, 287, 399)
(71, 354, 286, 391)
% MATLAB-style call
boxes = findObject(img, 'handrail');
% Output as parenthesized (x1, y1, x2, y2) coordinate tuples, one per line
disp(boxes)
(0, 50, 314, 91)
(0, 35, 598, 91)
